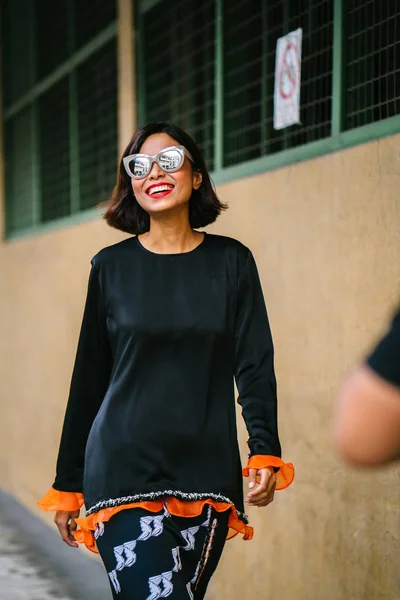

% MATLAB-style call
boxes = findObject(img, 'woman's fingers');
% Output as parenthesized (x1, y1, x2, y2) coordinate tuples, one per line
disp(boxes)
(249, 485, 276, 507)
(246, 467, 272, 499)
(252, 484, 276, 507)
(246, 467, 276, 506)
(54, 511, 79, 548)
(70, 517, 77, 535)
(245, 468, 259, 503)
(247, 468, 257, 491)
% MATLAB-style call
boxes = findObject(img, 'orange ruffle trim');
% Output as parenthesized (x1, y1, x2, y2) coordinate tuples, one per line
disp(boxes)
(38, 489, 253, 553)
(38, 455, 294, 554)
(242, 455, 295, 490)
(37, 489, 85, 512)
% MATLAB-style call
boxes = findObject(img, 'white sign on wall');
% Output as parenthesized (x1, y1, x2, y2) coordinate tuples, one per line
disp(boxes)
(274, 28, 302, 130)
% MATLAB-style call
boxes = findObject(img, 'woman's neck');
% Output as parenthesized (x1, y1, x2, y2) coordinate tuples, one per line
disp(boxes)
(138, 216, 204, 255)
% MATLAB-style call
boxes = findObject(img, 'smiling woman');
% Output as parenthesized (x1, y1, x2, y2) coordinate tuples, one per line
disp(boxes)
(38, 121, 294, 599)
(104, 122, 226, 238)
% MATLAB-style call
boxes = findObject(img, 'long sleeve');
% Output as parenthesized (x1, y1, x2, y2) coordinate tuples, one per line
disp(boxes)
(366, 308, 400, 387)
(53, 260, 113, 492)
(234, 250, 281, 458)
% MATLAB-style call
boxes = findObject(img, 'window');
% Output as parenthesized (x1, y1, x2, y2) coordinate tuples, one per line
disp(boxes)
(2, 0, 118, 238)
(223, 0, 333, 166)
(77, 41, 118, 211)
(36, 0, 70, 80)
(139, 0, 215, 168)
(137, 0, 400, 181)
(2, 0, 34, 108)
(345, 1, 400, 129)
(39, 78, 71, 223)
(74, 0, 117, 49)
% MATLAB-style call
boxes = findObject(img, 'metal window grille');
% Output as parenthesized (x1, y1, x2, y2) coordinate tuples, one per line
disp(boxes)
(77, 40, 118, 211)
(2, 0, 34, 108)
(345, 0, 400, 130)
(223, 0, 333, 167)
(36, 0, 70, 80)
(39, 78, 71, 222)
(141, 0, 215, 169)
(74, 0, 117, 50)
(2, 0, 117, 237)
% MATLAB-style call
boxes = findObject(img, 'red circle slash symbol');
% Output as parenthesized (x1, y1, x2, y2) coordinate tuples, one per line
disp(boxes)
(278, 42, 299, 100)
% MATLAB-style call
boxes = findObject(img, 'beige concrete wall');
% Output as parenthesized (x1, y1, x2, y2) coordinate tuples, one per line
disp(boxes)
(1, 134, 400, 600)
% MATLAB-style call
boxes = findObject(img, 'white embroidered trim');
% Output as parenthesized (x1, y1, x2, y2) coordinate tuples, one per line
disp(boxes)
(189, 515, 219, 595)
(86, 490, 248, 523)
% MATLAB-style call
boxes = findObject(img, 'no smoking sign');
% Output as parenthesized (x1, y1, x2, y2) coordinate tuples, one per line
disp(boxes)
(274, 29, 302, 130)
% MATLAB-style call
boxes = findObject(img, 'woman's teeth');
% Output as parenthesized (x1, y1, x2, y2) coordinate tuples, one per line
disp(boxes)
(148, 185, 174, 195)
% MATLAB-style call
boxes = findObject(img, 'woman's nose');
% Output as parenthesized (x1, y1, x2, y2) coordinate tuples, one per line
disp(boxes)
(148, 161, 165, 179)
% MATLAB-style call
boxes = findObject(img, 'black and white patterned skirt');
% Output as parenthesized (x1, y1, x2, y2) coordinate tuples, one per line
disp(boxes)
(95, 504, 230, 599)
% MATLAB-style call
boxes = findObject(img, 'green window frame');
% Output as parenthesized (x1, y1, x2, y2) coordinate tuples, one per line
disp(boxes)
(2, 0, 118, 240)
(136, 0, 400, 186)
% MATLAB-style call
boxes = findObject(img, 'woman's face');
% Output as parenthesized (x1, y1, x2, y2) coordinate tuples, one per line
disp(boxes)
(131, 133, 202, 219)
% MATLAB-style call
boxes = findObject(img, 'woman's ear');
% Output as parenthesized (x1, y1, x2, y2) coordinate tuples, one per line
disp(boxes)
(192, 171, 203, 190)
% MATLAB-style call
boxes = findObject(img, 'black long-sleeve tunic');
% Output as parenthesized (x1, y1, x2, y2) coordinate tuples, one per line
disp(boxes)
(53, 233, 281, 523)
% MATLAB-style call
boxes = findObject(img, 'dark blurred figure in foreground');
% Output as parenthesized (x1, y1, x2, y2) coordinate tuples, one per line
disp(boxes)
(334, 307, 400, 466)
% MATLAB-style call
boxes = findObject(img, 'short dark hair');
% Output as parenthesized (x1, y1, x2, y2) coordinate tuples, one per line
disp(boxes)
(103, 121, 227, 234)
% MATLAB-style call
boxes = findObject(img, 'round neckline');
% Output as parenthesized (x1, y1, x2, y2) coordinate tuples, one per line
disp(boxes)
(135, 232, 208, 256)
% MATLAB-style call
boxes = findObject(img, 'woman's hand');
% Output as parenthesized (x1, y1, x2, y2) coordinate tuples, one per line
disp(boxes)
(245, 467, 276, 507)
(54, 510, 80, 547)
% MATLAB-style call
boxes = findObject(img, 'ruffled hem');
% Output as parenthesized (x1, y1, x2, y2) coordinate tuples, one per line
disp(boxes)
(85, 490, 247, 517)
(37, 454, 294, 554)
(242, 455, 295, 490)
(37, 490, 253, 553)
(37, 487, 84, 512)
(75, 498, 253, 553)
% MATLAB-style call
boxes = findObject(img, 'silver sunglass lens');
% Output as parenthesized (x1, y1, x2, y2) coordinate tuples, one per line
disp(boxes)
(132, 157, 151, 178)
(159, 150, 182, 172)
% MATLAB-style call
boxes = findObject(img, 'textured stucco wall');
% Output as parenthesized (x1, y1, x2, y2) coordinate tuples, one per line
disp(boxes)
(1, 135, 400, 599)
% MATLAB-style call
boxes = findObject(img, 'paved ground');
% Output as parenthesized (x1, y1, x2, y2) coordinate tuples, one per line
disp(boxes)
(0, 490, 110, 600)
(0, 521, 76, 600)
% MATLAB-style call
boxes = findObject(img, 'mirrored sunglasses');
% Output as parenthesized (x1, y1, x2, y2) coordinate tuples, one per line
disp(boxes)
(123, 145, 194, 179)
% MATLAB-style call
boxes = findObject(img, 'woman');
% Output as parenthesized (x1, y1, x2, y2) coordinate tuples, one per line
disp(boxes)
(38, 122, 294, 599)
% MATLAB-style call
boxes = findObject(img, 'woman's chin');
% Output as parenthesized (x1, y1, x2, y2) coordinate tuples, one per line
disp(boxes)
(142, 199, 189, 217)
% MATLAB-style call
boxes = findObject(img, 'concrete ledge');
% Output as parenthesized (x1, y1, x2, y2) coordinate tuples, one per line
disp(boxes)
(0, 489, 110, 600)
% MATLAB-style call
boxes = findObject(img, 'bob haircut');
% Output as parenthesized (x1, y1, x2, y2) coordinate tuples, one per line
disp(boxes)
(103, 121, 227, 234)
